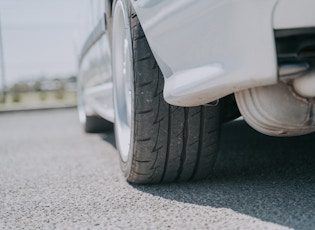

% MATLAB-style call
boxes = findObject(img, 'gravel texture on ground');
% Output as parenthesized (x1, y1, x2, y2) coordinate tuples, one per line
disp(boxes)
(0, 109, 314, 229)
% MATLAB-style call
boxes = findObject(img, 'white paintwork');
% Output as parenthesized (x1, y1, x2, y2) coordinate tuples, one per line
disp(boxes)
(163, 64, 225, 106)
(274, 0, 315, 29)
(132, 0, 279, 106)
(78, 0, 315, 137)
(78, 4, 113, 124)
(84, 83, 114, 123)
(132, 0, 315, 106)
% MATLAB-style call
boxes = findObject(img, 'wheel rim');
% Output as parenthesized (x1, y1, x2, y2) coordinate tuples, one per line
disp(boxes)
(112, 0, 133, 162)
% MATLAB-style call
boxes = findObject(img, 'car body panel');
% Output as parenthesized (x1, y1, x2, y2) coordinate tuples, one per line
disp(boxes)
(274, 0, 315, 29)
(78, 1, 114, 122)
(131, 0, 315, 106)
(78, 0, 315, 122)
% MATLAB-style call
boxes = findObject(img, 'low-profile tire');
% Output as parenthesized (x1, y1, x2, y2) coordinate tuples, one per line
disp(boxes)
(112, 0, 221, 184)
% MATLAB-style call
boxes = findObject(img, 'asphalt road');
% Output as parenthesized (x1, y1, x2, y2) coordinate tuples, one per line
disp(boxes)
(0, 108, 314, 229)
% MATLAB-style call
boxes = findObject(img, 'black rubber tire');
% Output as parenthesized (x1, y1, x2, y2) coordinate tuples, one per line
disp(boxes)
(84, 116, 113, 133)
(114, 0, 221, 184)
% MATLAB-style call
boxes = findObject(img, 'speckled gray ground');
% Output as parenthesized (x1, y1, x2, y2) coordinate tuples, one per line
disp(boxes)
(0, 109, 314, 229)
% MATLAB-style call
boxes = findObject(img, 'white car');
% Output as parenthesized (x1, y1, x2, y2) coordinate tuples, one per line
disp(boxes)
(78, 0, 315, 184)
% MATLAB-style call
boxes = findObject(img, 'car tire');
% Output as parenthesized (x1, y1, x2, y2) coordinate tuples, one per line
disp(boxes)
(112, 0, 221, 184)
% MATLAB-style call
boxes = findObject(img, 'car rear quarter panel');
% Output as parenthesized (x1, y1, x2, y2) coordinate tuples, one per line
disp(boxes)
(131, 0, 315, 106)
